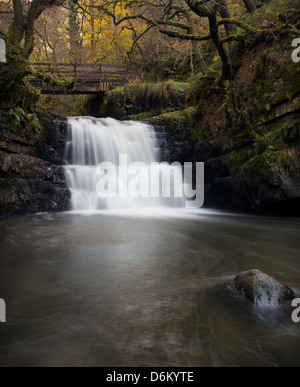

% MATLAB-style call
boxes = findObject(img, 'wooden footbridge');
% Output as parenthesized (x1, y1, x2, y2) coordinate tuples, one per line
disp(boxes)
(29, 63, 129, 95)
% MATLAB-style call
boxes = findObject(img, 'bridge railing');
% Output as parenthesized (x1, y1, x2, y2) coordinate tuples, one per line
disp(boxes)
(29, 62, 129, 94)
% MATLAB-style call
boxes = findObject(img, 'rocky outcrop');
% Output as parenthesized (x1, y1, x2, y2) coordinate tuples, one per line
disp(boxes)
(228, 270, 296, 307)
(0, 113, 70, 215)
(145, 121, 194, 164)
(35, 115, 69, 165)
(138, 36, 300, 216)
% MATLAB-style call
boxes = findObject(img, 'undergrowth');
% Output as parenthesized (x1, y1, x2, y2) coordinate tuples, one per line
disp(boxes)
(102, 80, 187, 118)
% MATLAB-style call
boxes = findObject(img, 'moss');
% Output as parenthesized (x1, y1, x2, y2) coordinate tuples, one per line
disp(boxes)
(237, 144, 300, 192)
(252, 43, 300, 115)
(100, 80, 188, 119)
(238, 154, 270, 187)
(271, 147, 300, 172)
(185, 75, 219, 106)
(272, 65, 300, 106)
(225, 147, 255, 173)
(254, 120, 299, 153)
(252, 55, 265, 80)
(150, 108, 199, 142)
(0, 55, 40, 114)
(122, 110, 163, 121)
(100, 87, 127, 119)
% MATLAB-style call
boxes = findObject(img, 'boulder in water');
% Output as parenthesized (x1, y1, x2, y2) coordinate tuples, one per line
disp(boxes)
(229, 269, 296, 307)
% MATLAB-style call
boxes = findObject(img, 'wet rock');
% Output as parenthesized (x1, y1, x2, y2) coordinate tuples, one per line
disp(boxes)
(238, 155, 300, 212)
(35, 115, 68, 165)
(229, 269, 296, 307)
(0, 129, 36, 156)
(0, 151, 52, 180)
(0, 112, 70, 216)
(0, 178, 70, 215)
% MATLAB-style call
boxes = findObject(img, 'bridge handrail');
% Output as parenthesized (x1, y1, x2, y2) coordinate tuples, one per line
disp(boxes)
(30, 62, 128, 69)
(28, 62, 131, 94)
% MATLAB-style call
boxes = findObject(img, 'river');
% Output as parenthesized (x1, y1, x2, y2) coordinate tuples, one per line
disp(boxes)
(0, 210, 299, 367)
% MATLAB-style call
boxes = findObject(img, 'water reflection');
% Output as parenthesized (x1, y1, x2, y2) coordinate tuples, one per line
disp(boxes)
(0, 211, 299, 366)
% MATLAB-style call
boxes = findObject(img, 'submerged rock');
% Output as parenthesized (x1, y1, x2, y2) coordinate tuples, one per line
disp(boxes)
(229, 269, 296, 307)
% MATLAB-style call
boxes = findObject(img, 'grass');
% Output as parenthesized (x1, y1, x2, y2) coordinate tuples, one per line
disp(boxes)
(102, 80, 188, 118)
(274, 147, 300, 171)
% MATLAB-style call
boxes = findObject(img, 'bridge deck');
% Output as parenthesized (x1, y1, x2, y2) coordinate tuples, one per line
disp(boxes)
(29, 63, 128, 94)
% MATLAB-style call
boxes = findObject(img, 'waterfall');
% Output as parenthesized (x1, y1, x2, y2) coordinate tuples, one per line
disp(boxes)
(65, 117, 184, 212)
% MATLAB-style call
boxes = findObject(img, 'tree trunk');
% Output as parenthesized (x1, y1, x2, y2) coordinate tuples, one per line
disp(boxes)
(68, 0, 82, 63)
(184, 9, 209, 74)
(190, 43, 195, 75)
(90, 0, 96, 53)
(218, 0, 235, 36)
(186, 1, 233, 79)
(9, 0, 25, 48)
(192, 39, 209, 74)
(1, 0, 60, 110)
(208, 12, 233, 80)
(0, 57, 38, 111)
(242, 0, 256, 13)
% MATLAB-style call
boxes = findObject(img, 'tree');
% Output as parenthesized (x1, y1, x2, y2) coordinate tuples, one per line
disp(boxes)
(242, 0, 256, 13)
(8, 0, 66, 59)
(32, 7, 69, 63)
(181, 6, 208, 74)
(185, 1, 232, 79)
(0, 0, 66, 108)
(218, 0, 235, 36)
(98, 0, 298, 81)
(97, 0, 240, 79)
(67, 0, 82, 62)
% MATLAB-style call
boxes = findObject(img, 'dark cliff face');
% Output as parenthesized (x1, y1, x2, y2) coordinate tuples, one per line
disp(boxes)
(35, 115, 69, 165)
(141, 37, 300, 216)
(147, 110, 300, 216)
(0, 113, 70, 216)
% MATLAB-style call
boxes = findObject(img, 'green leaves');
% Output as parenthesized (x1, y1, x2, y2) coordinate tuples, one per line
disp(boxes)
(8, 107, 24, 133)
(265, 103, 272, 112)
(7, 107, 42, 135)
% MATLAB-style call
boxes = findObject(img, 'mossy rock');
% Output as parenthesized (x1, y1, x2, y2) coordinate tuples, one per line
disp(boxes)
(0, 178, 70, 215)
(237, 150, 300, 209)
(149, 108, 199, 141)
(252, 43, 300, 115)
(100, 81, 188, 119)
(229, 269, 296, 307)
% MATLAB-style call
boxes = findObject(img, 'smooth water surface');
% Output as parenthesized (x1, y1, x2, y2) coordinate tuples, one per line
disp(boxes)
(0, 210, 299, 367)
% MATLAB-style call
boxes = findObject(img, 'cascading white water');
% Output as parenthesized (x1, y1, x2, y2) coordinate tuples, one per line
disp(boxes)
(65, 117, 183, 212)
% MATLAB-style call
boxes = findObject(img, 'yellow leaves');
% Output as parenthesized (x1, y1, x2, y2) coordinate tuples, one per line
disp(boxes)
(72, 0, 136, 63)
(227, 0, 245, 20)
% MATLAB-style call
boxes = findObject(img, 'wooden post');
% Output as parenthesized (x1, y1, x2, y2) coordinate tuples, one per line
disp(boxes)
(74, 64, 77, 92)
(0, 38, 6, 62)
(99, 64, 102, 92)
